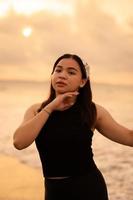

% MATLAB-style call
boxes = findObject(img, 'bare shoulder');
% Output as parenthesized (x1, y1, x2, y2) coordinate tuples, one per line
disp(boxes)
(95, 104, 110, 121)
(26, 103, 41, 114)
(21, 102, 42, 125)
(31, 103, 42, 114)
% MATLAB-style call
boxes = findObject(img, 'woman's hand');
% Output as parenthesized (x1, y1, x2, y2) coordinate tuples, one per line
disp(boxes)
(45, 91, 79, 113)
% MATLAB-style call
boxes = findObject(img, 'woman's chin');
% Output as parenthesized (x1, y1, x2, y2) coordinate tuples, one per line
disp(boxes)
(55, 89, 67, 95)
(55, 86, 78, 95)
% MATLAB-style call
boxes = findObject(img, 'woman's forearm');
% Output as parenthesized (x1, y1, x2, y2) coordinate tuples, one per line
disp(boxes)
(13, 107, 52, 150)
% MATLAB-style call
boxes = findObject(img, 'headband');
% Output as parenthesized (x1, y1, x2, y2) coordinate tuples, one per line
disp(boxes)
(83, 60, 90, 78)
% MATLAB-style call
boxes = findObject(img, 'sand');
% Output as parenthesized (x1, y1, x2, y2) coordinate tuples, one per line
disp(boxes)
(0, 154, 44, 200)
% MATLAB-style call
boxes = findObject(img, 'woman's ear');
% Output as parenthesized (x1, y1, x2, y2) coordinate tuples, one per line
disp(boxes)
(80, 79, 87, 88)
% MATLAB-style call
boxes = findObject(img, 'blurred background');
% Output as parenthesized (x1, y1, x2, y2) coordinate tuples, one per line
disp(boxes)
(0, 0, 133, 200)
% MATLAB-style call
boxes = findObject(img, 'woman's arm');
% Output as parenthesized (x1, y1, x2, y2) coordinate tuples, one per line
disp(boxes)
(13, 91, 79, 150)
(13, 103, 52, 150)
(95, 104, 133, 147)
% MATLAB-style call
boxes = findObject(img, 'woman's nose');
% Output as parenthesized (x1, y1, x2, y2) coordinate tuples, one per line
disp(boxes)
(58, 71, 67, 79)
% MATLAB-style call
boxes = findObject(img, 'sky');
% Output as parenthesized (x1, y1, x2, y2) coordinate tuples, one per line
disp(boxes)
(0, 0, 133, 85)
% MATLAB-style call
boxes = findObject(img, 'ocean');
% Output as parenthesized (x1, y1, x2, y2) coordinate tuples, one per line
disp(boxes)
(0, 79, 133, 200)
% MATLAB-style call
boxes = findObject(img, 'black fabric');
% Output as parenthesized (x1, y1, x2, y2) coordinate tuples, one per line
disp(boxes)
(35, 101, 96, 177)
(44, 168, 109, 200)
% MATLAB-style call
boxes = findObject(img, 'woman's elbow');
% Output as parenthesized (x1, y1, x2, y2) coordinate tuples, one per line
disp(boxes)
(13, 138, 25, 150)
(13, 132, 28, 150)
(13, 127, 28, 150)
(13, 134, 33, 150)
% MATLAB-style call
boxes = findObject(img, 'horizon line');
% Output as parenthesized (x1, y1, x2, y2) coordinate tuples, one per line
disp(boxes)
(0, 78, 133, 87)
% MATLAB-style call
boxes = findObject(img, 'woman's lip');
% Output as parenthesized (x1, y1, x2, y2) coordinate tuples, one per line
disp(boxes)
(56, 81, 67, 85)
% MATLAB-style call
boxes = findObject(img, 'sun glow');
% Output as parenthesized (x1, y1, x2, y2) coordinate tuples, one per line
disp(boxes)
(0, 1, 10, 17)
(12, 0, 45, 15)
(0, 0, 74, 17)
(22, 27, 33, 37)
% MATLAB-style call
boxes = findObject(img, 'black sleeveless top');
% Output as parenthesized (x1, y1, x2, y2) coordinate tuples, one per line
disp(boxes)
(35, 101, 96, 177)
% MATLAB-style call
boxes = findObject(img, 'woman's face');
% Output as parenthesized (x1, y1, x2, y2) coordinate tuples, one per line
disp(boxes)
(51, 58, 86, 95)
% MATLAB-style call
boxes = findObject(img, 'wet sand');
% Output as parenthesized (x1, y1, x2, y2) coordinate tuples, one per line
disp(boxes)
(0, 154, 44, 200)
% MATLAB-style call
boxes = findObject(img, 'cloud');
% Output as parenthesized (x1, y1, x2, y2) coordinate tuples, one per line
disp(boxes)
(0, 0, 133, 84)
(72, 0, 133, 70)
(0, 10, 78, 66)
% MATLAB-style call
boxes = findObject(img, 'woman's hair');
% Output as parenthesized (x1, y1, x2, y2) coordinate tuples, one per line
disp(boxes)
(38, 53, 97, 129)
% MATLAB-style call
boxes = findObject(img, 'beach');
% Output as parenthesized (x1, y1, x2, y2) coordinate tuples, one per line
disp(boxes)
(0, 154, 43, 200)
(0, 80, 133, 200)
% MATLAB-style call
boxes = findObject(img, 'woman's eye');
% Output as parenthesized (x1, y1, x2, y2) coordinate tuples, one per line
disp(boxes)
(68, 71, 76, 75)
(55, 69, 61, 73)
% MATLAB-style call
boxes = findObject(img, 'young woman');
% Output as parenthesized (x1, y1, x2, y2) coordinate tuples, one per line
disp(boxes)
(13, 53, 133, 200)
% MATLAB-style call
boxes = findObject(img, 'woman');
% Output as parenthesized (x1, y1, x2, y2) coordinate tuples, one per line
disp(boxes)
(13, 53, 133, 200)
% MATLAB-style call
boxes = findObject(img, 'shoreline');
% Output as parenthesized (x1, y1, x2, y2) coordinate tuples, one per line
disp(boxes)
(0, 154, 44, 200)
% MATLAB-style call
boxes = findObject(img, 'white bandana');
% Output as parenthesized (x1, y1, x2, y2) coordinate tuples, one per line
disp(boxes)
(83, 60, 90, 78)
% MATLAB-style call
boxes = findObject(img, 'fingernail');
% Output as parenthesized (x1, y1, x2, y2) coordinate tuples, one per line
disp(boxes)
(75, 92, 79, 95)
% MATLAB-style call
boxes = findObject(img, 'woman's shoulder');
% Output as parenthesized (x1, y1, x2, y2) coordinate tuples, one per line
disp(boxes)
(95, 103, 104, 112)
(32, 103, 42, 114)
(95, 103, 111, 121)
(25, 102, 42, 116)
(20, 102, 42, 125)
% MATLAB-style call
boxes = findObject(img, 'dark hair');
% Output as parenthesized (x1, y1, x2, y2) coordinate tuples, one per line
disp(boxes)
(38, 53, 97, 129)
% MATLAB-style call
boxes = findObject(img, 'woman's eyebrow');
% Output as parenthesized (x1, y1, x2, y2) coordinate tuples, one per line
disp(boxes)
(68, 67, 78, 72)
(56, 65, 78, 71)
(55, 65, 62, 69)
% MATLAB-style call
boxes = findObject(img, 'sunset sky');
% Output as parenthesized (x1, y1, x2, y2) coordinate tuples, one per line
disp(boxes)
(0, 0, 133, 85)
